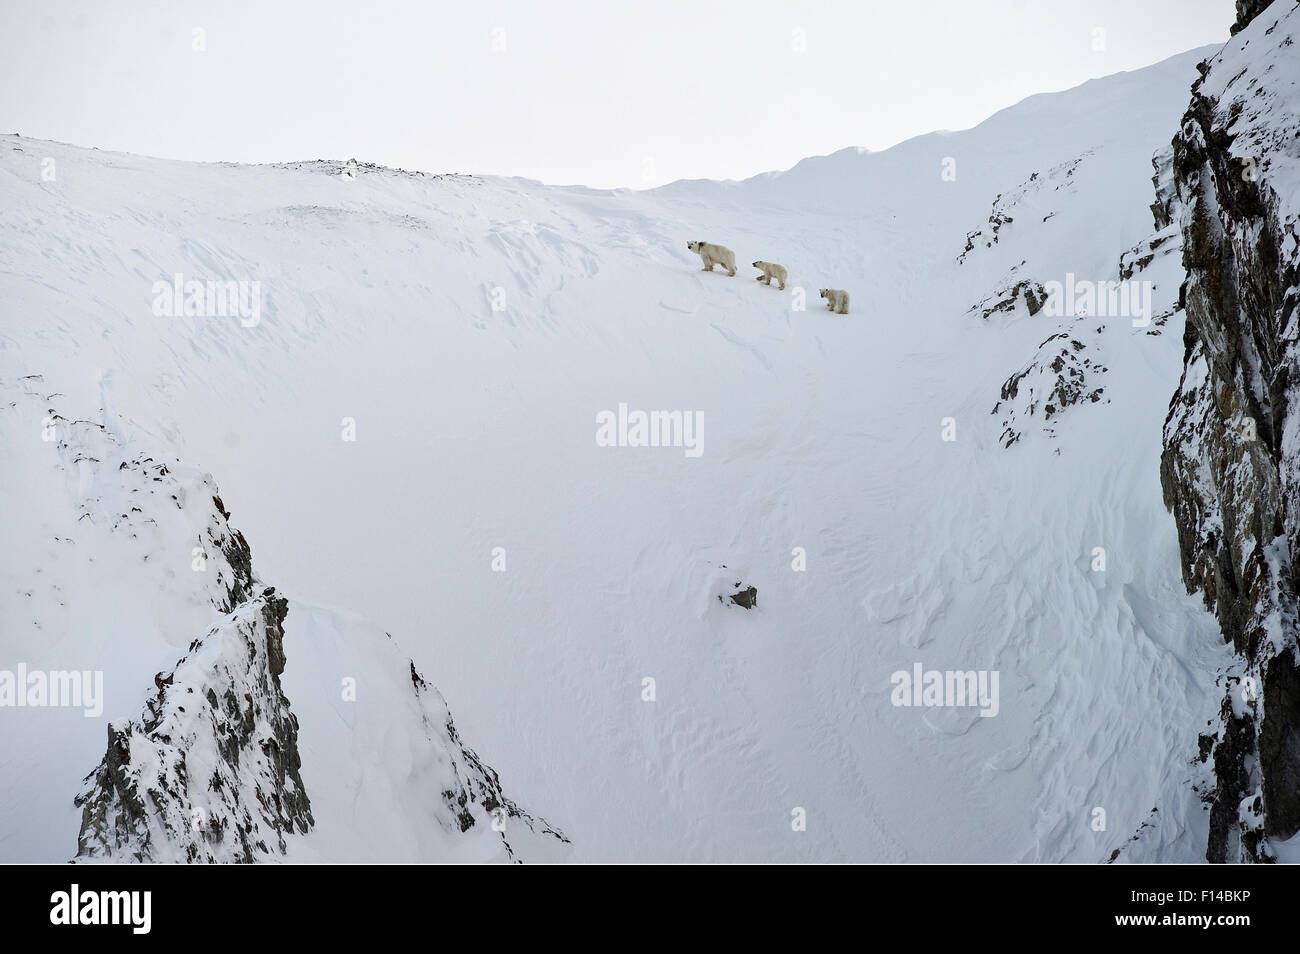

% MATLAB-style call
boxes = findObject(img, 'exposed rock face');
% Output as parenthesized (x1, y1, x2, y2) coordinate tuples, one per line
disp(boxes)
(75, 591, 314, 862)
(1159, 0, 1300, 862)
(1231, 0, 1277, 34)
(1119, 225, 1180, 283)
(1150, 145, 1179, 231)
(971, 279, 1050, 321)
(993, 325, 1109, 447)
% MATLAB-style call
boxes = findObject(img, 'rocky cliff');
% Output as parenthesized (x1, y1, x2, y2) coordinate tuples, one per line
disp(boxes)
(1160, 0, 1300, 862)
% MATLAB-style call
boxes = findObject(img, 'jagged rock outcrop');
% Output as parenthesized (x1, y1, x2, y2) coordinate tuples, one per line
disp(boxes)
(1150, 145, 1179, 231)
(1159, 0, 1300, 862)
(74, 579, 568, 862)
(411, 665, 570, 857)
(75, 591, 314, 862)
(1119, 225, 1180, 283)
(35, 379, 568, 862)
(992, 325, 1110, 447)
(971, 278, 1050, 321)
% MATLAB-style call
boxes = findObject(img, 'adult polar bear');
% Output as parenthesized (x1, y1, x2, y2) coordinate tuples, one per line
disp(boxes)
(687, 240, 736, 276)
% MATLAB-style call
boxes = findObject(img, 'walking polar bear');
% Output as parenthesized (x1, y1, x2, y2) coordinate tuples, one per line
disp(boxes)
(684, 239, 848, 313)
(752, 261, 787, 291)
(819, 288, 850, 315)
(687, 240, 736, 276)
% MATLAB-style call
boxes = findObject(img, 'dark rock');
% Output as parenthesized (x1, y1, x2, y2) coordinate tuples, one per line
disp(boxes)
(728, 585, 758, 609)
(1158, 2, 1300, 862)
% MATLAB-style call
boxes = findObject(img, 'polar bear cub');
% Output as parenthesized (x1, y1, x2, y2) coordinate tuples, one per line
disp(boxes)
(819, 288, 850, 315)
(752, 260, 787, 290)
(687, 240, 736, 276)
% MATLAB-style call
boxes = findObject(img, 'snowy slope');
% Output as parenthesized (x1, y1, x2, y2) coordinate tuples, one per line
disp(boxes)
(0, 44, 1238, 862)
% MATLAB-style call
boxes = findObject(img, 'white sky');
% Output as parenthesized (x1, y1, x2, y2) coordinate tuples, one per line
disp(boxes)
(0, 0, 1234, 189)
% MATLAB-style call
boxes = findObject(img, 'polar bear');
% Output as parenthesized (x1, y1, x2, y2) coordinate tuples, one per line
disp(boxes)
(819, 288, 850, 315)
(687, 240, 736, 276)
(752, 260, 787, 290)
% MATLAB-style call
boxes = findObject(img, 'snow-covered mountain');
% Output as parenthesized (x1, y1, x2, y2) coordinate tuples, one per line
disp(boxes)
(0, 5, 1294, 862)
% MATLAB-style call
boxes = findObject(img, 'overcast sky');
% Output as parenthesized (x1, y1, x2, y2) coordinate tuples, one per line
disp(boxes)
(0, 0, 1235, 188)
